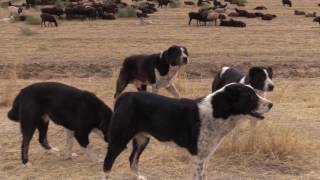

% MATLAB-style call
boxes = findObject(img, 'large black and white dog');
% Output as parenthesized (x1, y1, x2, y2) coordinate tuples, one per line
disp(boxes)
(114, 45, 189, 99)
(103, 83, 273, 180)
(7, 82, 113, 166)
(212, 66, 274, 94)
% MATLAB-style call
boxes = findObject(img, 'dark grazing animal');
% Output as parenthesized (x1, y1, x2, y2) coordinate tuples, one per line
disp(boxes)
(114, 45, 189, 99)
(235, 8, 249, 17)
(40, 13, 58, 27)
(313, 16, 320, 24)
(158, 0, 170, 7)
(102, 84, 273, 180)
(282, 0, 292, 7)
(294, 10, 306, 15)
(188, 11, 206, 25)
(228, 12, 239, 17)
(220, 18, 246, 27)
(254, 6, 267, 10)
(184, 1, 195, 5)
(7, 82, 113, 166)
(261, 14, 277, 20)
(41, 7, 64, 17)
(305, 12, 316, 17)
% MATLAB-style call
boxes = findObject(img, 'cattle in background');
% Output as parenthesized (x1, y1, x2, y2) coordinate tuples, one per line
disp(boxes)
(41, 7, 64, 17)
(40, 13, 58, 27)
(282, 0, 292, 7)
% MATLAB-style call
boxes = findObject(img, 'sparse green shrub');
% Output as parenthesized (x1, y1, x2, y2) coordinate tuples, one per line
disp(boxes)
(117, 6, 137, 18)
(19, 27, 37, 36)
(169, 0, 181, 8)
(25, 15, 41, 25)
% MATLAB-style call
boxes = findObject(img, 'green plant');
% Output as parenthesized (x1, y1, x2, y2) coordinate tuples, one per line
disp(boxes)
(169, 0, 181, 8)
(25, 15, 41, 25)
(117, 6, 137, 18)
(19, 27, 37, 36)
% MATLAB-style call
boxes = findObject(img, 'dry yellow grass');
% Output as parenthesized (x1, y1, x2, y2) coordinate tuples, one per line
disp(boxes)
(0, 0, 320, 179)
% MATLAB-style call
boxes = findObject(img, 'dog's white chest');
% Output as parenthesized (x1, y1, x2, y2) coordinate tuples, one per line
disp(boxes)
(155, 66, 180, 87)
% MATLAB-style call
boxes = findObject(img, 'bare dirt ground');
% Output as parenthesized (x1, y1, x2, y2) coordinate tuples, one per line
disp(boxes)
(0, 0, 320, 179)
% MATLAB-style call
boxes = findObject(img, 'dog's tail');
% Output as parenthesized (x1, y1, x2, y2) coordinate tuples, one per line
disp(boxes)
(7, 93, 21, 122)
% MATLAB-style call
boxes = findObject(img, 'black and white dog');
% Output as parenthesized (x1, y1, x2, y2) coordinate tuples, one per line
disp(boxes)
(114, 45, 189, 99)
(7, 82, 113, 166)
(212, 66, 274, 95)
(103, 83, 273, 180)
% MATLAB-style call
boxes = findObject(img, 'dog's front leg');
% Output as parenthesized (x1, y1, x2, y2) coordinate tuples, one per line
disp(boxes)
(166, 83, 180, 98)
(192, 156, 209, 180)
(83, 144, 101, 162)
(64, 129, 77, 159)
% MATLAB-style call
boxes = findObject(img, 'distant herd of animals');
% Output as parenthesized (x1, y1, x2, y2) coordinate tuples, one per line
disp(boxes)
(7, 45, 274, 180)
(6, 0, 320, 27)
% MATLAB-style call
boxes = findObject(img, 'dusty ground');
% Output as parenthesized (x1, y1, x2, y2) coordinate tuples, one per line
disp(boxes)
(0, 0, 320, 179)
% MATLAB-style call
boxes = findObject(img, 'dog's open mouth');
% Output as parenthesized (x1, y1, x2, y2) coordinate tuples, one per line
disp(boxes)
(249, 112, 265, 120)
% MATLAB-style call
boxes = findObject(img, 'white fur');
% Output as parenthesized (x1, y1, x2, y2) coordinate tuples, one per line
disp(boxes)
(193, 84, 271, 180)
(180, 47, 189, 63)
(42, 114, 50, 123)
(64, 129, 74, 160)
(239, 76, 246, 84)
(153, 66, 181, 97)
(263, 69, 274, 91)
(220, 67, 230, 77)
(23, 161, 32, 168)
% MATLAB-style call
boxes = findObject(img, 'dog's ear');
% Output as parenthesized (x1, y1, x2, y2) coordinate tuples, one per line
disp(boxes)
(248, 67, 261, 80)
(266, 66, 273, 79)
(164, 45, 181, 66)
(225, 84, 240, 102)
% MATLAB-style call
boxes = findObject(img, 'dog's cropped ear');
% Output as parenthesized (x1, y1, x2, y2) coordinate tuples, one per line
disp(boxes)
(266, 66, 273, 79)
(224, 84, 241, 102)
(248, 67, 261, 79)
(164, 45, 181, 66)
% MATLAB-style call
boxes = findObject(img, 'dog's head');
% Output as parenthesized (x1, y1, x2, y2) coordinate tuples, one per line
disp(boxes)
(162, 45, 189, 66)
(247, 66, 274, 92)
(208, 83, 273, 120)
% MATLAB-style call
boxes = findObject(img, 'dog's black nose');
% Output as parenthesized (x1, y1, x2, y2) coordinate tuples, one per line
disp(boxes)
(268, 103, 273, 109)
(268, 84, 274, 91)
(183, 57, 188, 64)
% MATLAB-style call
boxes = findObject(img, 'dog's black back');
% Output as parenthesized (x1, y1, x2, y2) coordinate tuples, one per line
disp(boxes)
(212, 68, 243, 91)
(8, 82, 112, 164)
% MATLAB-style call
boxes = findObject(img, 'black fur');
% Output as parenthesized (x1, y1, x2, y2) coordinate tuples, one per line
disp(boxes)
(220, 18, 246, 27)
(7, 82, 112, 165)
(212, 66, 274, 92)
(282, 0, 292, 7)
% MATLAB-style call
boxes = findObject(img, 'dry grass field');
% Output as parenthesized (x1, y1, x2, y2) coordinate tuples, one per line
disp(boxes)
(0, 0, 320, 179)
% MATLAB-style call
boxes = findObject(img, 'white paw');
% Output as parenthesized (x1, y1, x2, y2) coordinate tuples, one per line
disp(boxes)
(51, 147, 60, 152)
(64, 153, 78, 160)
(102, 172, 110, 180)
(71, 153, 78, 157)
(137, 175, 146, 180)
(22, 162, 32, 167)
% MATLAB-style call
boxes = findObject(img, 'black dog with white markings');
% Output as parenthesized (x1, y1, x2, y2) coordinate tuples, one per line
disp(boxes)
(7, 82, 112, 166)
(212, 66, 274, 94)
(103, 83, 273, 180)
(114, 45, 189, 99)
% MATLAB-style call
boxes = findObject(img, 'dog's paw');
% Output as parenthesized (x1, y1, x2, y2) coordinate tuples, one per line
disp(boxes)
(137, 175, 146, 180)
(71, 153, 78, 157)
(22, 162, 32, 168)
(64, 152, 78, 160)
(51, 147, 60, 152)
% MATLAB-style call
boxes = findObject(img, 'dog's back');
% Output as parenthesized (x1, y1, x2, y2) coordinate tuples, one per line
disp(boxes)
(212, 67, 243, 92)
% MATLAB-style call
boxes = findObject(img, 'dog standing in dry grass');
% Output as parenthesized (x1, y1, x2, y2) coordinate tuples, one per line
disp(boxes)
(103, 83, 273, 180)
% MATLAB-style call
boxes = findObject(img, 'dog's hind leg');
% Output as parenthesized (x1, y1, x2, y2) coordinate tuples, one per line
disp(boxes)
(129, 135, 150, 180)
(74, 131, 100, 162)
(64, 129, 76, 159)
(37, 119, 51, 150)
(20, 113, 37, 167)
(114, 68, 130, 99)
(166, 83, 180, 98)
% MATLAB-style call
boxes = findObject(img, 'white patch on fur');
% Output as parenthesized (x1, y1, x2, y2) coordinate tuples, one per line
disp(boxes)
(254, 93, 272, 114)
(154, 66, 181, 88)
(239, 76, 246, 84)
(194, 86, 250, 179)
(45, 146, 60, 154)
(263, 69, 274, 91)
(220, 67, 230, 77)
(64, 129, 74, 160)
(159, 51, 164, 59)
(180, 47, 189, 63)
